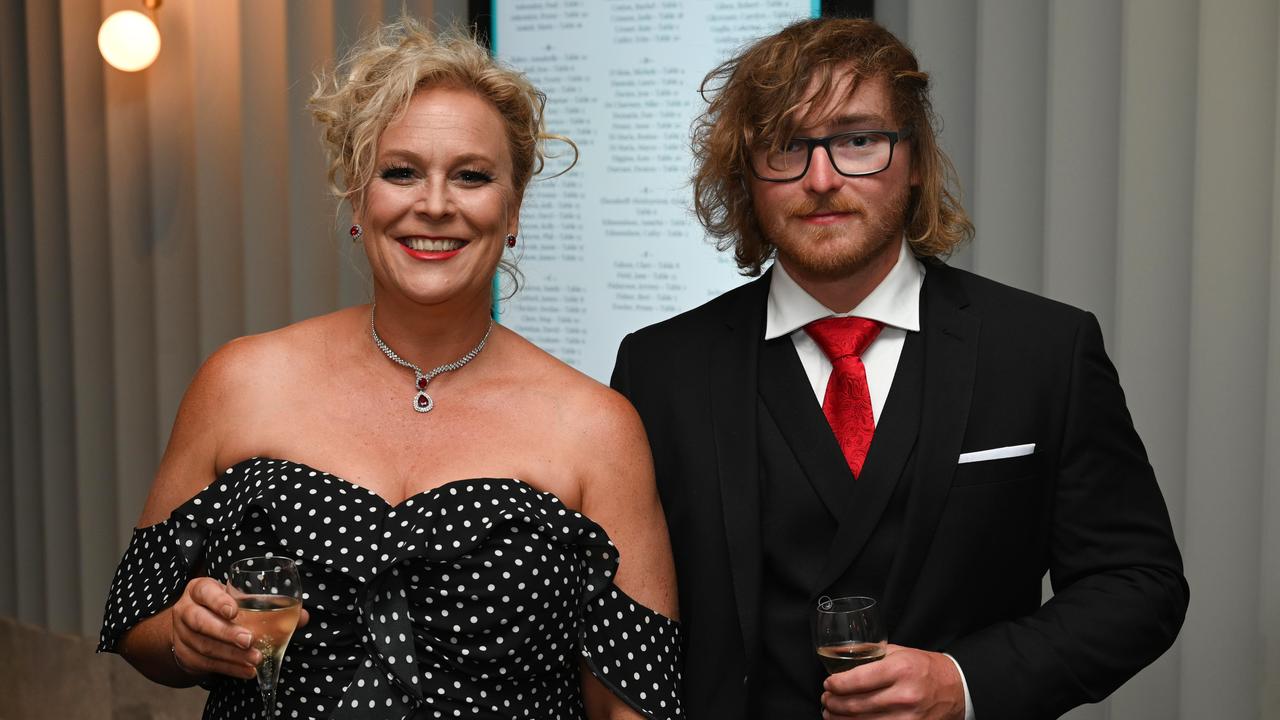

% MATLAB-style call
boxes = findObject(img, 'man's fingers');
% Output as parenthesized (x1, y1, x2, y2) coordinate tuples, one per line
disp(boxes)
(822, 693, 898, 720)
(298, 607, 311, 628)
(822, 646, 965, 720)
(824, 656, 897, 694)
(823, 687, 889, 717)
(823, 709, 893, 720)
(822, 646, 914, 715)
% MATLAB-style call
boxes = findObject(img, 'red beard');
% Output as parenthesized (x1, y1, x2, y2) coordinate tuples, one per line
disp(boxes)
(762, 188, 909, 281)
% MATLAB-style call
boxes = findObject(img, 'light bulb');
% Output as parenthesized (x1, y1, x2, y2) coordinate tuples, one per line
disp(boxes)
(98, 10, 161, 72)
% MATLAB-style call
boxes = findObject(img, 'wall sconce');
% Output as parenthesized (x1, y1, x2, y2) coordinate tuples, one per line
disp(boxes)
(98, 0, 162, 72)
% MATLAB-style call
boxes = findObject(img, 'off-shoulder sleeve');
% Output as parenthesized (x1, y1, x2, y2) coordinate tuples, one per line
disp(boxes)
(97, 461, 270, 653)
(97, 517, 207, 653)
(579, 584, 683, 719)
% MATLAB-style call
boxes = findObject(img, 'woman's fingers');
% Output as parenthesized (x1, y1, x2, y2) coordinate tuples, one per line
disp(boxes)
(172, 625, 258, 679)
(172, 638, 258, 680)
(179, 607, 257, 657)
(189, 576, 238, 620)
(187, 601, 252, 650)
(172, 578, 260, 678)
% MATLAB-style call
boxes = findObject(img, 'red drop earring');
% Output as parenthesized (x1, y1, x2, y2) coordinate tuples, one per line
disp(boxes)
(505, 234, 517, 248)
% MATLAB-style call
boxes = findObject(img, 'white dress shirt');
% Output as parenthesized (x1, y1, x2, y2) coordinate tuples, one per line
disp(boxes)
(764, 238, 977, 720)
(765, 238, 924, 416)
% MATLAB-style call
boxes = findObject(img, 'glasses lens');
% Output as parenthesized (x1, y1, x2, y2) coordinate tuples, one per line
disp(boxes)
(754, 140, 808, 180)
(829, 132, 892, 175)
(752, 132, 896, 180)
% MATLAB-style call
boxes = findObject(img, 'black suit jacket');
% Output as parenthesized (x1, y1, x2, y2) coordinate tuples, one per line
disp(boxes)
(610, 260, 1188, 720)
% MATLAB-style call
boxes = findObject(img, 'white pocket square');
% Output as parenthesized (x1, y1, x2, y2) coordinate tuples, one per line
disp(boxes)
(957, 443, 1036, 464)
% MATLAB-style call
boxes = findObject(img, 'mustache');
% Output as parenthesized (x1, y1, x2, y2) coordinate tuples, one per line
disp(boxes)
(781, 197, 865, 217)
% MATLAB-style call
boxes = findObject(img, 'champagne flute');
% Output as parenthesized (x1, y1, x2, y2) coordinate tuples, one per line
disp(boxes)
(227, 556, 303, 718)
(811, 595, 887, 674)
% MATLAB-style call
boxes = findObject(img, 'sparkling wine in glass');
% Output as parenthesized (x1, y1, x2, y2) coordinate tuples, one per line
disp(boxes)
(227, 556, 302, 718)
(812, 595, 887, 674)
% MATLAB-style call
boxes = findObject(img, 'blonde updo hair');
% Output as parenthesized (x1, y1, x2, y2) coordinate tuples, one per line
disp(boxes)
(309, 18, 554, 210)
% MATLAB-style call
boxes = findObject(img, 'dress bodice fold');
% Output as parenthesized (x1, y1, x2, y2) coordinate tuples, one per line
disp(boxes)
(99, 457, 682, 720)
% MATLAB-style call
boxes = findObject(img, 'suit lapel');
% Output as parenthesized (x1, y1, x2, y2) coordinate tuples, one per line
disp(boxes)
(757, 337, 857, 520)
(882, 262, 980, 626)
(709, 273, 769, 667)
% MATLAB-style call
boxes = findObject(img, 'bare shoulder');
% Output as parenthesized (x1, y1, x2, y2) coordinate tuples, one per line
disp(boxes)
(184, 316, 325, 425)
(195, 308, 364, 413)
(489, 331, 675, 615)
(195, 327, 292, 402)
(137, 309, 362, 525)
(511, 336, 652, 500)
(206, 309, 356, 379)
(509, 334, 648, 456)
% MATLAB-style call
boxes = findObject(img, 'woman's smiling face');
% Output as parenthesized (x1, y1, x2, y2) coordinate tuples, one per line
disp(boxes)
(358, 85, 520, 310)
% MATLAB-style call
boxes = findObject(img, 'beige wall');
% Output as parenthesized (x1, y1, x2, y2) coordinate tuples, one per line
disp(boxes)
(1, 0, 1277, 718)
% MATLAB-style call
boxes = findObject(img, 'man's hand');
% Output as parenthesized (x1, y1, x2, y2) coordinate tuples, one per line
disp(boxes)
(820, 644, 965, 719)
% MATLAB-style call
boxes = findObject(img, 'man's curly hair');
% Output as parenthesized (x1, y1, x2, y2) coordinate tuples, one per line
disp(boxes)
(692, 18, 973, 276)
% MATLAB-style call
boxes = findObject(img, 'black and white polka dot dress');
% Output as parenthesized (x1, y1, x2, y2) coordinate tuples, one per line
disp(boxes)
(98, 458, 682, 719)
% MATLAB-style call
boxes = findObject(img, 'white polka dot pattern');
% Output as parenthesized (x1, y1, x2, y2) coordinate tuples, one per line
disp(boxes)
(97, 457, 682, 719)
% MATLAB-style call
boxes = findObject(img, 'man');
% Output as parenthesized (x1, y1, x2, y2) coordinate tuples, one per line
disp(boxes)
(610, 18, 1187, 720)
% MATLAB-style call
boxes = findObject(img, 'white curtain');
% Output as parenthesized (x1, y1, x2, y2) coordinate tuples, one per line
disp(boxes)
(0, 0, 461, 637)
(878, 0, 1279, 717)
(1, 0, 1276, 717)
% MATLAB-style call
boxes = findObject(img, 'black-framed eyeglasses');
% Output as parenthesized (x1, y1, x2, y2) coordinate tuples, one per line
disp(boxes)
(749, 128, 912, 182)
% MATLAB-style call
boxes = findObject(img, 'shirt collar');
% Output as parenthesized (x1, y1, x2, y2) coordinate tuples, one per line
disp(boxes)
(765, 237, 925, 340)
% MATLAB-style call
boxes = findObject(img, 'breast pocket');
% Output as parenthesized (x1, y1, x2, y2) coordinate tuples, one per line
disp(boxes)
(951, 451, 1039, 488)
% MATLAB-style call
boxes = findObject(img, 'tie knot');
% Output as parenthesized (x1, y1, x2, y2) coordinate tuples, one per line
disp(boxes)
(805, 317, 884, 361)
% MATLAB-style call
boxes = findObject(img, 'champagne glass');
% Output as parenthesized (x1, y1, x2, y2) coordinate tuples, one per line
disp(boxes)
(227, 556, 303, 718)
(811, 595, 887, 674)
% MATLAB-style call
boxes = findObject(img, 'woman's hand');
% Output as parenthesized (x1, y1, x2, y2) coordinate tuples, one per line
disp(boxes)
(169, 577, 258, 679)
(168, 577, 312, 680)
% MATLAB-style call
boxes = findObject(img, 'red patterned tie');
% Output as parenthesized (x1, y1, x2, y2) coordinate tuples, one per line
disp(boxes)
(805, 317, 885, 478)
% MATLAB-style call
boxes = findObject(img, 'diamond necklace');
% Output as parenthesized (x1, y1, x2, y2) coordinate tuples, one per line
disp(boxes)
(369, 304, 494, 413)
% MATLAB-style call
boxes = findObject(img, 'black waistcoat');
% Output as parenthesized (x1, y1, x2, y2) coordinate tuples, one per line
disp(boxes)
(746, 328, 924, 719)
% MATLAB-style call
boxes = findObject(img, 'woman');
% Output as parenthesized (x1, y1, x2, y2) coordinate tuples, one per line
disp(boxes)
(98, 19, 681, 720)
